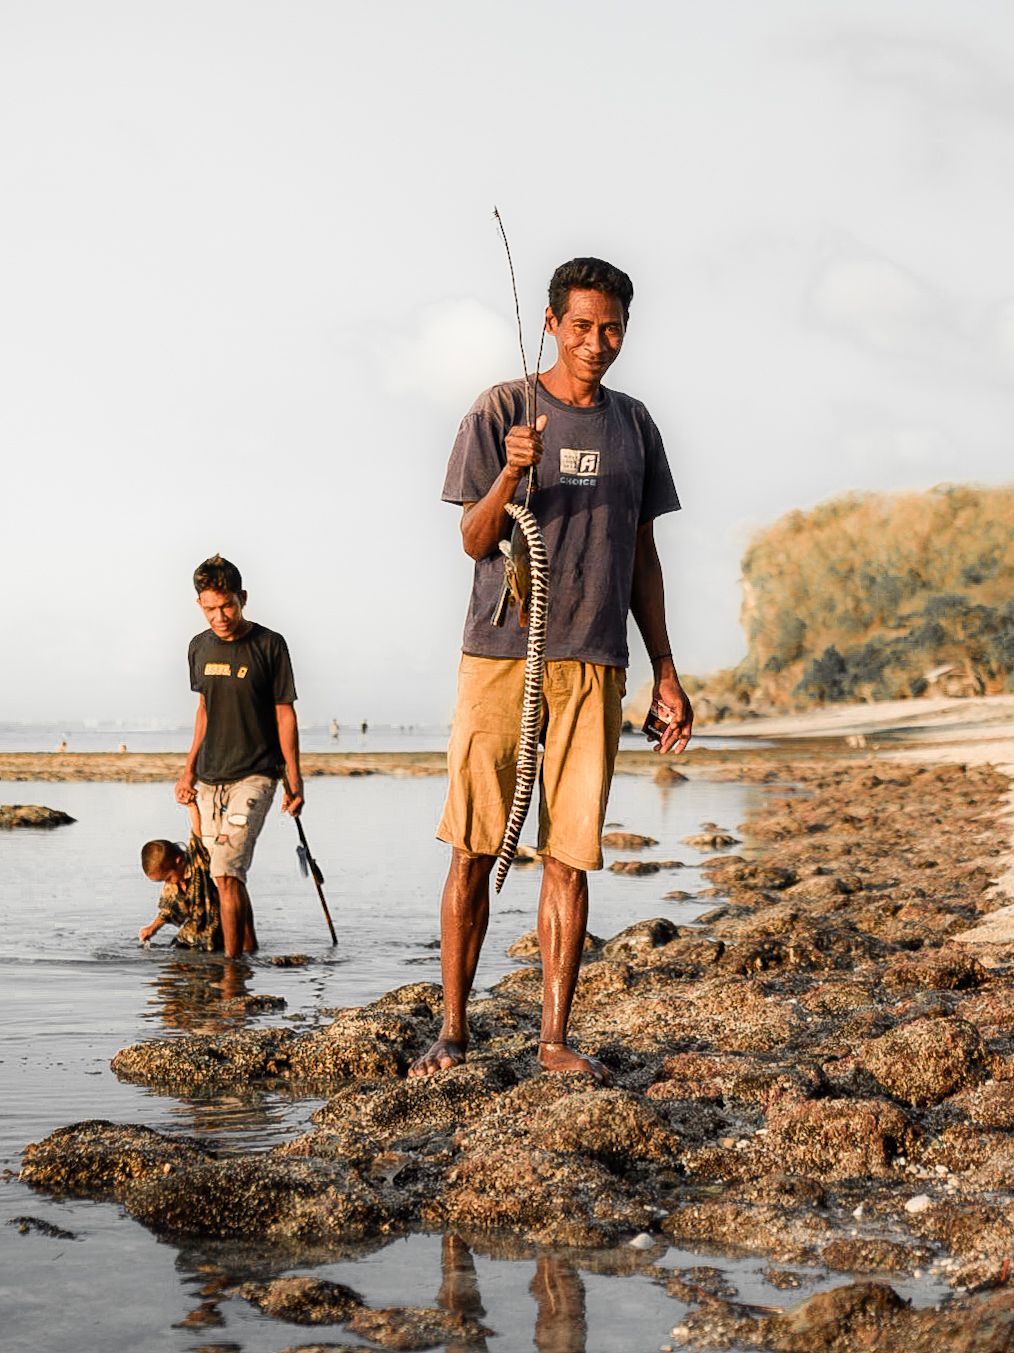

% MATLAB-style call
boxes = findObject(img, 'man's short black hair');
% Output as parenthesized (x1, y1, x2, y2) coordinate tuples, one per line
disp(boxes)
(548, 257, 634, 324)
(193, 554, 242, 596)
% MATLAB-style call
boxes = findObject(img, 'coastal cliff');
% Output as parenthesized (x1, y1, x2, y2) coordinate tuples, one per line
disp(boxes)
(682, 484, 1014, 723)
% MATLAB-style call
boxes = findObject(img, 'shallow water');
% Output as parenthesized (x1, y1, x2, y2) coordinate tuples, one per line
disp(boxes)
(0, 720, 769, 754)
(0, 772, 939, 1351)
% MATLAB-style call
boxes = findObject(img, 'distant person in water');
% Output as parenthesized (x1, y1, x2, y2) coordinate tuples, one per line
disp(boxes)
(174, 553, 304, 958)
(139, 802, 221, 950)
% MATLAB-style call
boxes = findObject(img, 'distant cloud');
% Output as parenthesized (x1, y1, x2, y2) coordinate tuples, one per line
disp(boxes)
(385, 298, 519, 413)
(823, 27, 1014, 123)
(809, 250, 947, 357)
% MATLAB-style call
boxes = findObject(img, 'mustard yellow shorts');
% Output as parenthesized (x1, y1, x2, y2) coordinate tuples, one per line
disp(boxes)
(437, 656, 626, 873)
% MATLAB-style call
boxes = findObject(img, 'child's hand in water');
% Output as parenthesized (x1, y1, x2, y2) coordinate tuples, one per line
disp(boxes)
(138, 923, 157, 945)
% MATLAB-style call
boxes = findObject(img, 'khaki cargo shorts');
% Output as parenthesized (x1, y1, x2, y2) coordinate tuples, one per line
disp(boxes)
(196, 775, 277, 882)
(437, 656, 626, 872)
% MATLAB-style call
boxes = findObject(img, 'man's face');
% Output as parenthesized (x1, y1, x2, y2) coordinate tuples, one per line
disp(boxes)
(198, 588, 247, 641)
(545, 288, 625, 386)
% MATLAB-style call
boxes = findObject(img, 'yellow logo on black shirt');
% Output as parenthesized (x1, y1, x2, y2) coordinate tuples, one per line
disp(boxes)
(237, 667, 248, 679)
(204, 663, 232, 677)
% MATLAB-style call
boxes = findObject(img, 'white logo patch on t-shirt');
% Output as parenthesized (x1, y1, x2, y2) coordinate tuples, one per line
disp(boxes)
(560, 448, 600, 486)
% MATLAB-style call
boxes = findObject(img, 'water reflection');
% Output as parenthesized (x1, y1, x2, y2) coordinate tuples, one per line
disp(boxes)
(531, 1253, 587, 1353)
(136, 956, 319, 1150)
(145, 955, 257, 1036)
(438, 1233, 491, 1352)
(171, 1232, 597, 1351)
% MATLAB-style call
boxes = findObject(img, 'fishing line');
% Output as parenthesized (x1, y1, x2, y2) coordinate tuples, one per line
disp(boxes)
(493, 206, 542, 509)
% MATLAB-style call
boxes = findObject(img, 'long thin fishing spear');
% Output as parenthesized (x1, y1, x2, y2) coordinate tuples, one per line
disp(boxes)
(294, 814, 338, 946)
(493, 206, 545, 504)
(283, 774, 337, 945)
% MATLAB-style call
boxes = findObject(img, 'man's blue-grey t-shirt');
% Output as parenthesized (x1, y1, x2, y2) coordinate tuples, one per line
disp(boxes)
(442, 378, 680, 668)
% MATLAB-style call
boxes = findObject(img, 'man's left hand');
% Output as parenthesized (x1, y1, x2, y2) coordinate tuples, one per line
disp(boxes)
(282, 778, 304, 816)
(652, 676, 694, 755)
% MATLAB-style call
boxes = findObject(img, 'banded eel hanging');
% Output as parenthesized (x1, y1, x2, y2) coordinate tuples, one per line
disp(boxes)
(494, 500, 549, 893)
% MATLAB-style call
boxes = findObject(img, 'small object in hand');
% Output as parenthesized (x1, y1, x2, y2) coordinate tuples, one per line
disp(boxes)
(141, 939, 151, 949)
(642, 701, 673, 743)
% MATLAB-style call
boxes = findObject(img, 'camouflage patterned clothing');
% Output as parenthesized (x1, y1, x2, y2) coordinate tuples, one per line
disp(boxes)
(157, 834, 222, 951)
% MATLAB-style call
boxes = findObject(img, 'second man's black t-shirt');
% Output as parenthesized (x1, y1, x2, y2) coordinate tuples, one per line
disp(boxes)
(188, 622, 297, 784)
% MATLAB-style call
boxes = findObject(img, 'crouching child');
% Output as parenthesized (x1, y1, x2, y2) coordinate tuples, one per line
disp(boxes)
(139, 802, 222, 951)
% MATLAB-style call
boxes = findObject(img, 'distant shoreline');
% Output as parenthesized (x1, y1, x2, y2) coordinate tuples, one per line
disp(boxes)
(3, 695, 1014, 782)
(0, 748, 702, 782)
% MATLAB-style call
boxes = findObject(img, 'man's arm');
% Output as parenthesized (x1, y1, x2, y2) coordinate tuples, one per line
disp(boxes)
(276, 702, 303, 815)
(460, 414, 547, 559)
(175, 694, 207, 804)
(630, 520, 694, 754)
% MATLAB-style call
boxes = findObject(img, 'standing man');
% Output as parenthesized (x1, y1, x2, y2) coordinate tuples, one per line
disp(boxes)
(175, 554, 303, 958)
(411, 257, 693, 1084)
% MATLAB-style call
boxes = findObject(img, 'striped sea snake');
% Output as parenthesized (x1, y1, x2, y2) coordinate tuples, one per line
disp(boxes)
(494, 499, 549, 893)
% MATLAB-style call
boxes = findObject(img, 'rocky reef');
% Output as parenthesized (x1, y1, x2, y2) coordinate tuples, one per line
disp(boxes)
(20, 758, 1014, 1349)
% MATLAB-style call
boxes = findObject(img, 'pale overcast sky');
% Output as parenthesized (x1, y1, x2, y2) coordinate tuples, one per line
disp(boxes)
(2, 1, 1012, 726)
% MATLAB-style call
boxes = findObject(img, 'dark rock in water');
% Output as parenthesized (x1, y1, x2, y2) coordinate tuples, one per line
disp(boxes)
(111, 1028, 296, 1089)
(677, 1278, 1014, 1350)
(221, 993, 286, 1014)
(601, 831, 658, 849)
(609, 859, 685, 875)
(20, 1120, 214, 1196)
(111, 999, 432, 1090)
(702, 858, 797, 892)
(0, 804, 75, 829)
(7, 1215, 79, 1240)
(271, 954, 312, 967)
(766, 1281, 908, 1347)
(346, 1304, 495, 1349)
(601, 916, 680, 960)
(858, 1015, 990, 1106)
(653, 764, 688, 785)
(234, 1275, 364, 1323)
(683, 829, 739, 850)
(125, 1155, 391, 1241)
(172, 1299, 225, 1329)
(276, 1345, 371, 1353)
(663, 889, 694, 901)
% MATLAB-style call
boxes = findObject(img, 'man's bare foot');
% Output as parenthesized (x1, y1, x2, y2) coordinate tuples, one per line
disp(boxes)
(538, 1040, 613, 1085)
(409, 1036, 467, 1077)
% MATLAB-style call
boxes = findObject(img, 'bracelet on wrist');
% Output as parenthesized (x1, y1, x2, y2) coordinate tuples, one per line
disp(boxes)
(650, 651, 673, 664)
